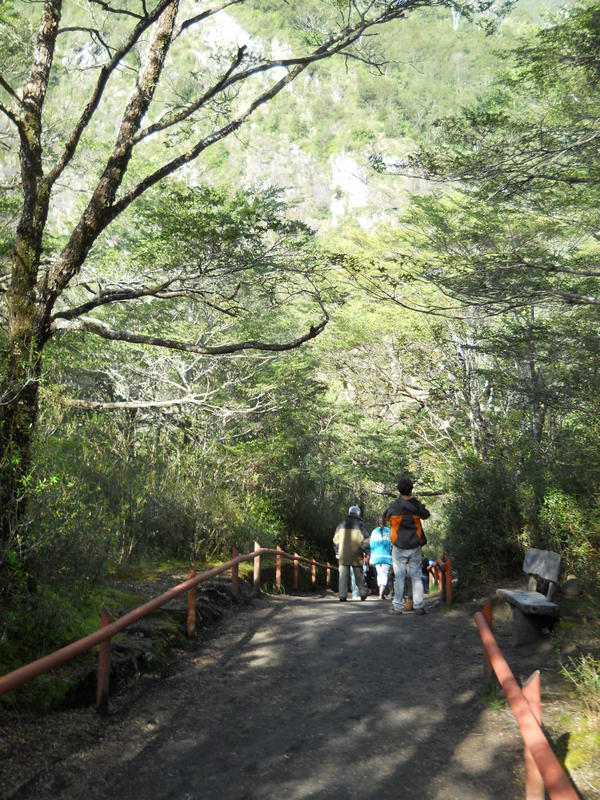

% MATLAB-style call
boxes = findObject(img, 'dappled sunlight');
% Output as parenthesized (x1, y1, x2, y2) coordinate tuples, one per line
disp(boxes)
(80, 594, 527, 799)
(243, 644, 280, 669)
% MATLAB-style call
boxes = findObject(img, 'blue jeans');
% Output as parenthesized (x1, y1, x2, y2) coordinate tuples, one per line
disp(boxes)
(392, 547, 424, 611)
(339, 565, 368, 600)
(350, 566, 361, 599)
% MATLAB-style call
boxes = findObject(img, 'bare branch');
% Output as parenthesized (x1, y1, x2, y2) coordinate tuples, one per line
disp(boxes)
(50, 308, 329, 354)
(58, 394, 201, 410)
(174, 0, 245, 38)
(111, 61, 307, 216)
(46, 0, 176, 186)
(0, 100, 21, 130)
(134, 44, 248, 143)
(0, 74, 22, 106)
(114, 3, 413, 204)
(134, 18, 372, 146)
(57, 26, 115, 58)
(50, 277, 179, 321)
(88, 0, 144, 20)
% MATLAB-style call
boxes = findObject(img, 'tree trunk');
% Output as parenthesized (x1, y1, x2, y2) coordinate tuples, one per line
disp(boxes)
(1, 0, 178, 547)
(1, 161, 52, 544)
(1, 0, 63, 545)
(0, 302, 44, 544)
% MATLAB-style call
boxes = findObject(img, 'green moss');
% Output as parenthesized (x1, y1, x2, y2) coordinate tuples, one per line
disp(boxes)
(107, 558, 194, 583)
(102, 587, 148, 613)
(557, 618, 576, 631)
(1, 555, 240, 711)
(563, 728, 600, 771)
(0, 648, 98, 712)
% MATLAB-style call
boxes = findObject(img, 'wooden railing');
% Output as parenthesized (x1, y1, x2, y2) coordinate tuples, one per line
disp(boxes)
(474, 603, 579, 800)
(430, 554, 452, 605)
(0, 545, 335, 713)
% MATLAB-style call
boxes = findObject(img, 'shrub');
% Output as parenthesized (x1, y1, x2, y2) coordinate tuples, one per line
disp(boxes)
(442, 454, 523, 587)
(536, 490, 600, 583)
(560, 654, 600, 725)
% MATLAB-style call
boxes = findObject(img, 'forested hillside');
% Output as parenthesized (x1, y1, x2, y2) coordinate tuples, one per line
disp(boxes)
(1, 0, 598, 720)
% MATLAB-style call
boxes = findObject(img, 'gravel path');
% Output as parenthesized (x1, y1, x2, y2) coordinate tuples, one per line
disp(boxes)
(4, 591, 532, 800)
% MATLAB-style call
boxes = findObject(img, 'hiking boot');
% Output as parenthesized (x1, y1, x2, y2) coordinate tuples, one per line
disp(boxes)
(404, 600, 414, 612)
(414, 606, 426, 615)
(338, 597, 347, 602)
(389, 606, 403, 615)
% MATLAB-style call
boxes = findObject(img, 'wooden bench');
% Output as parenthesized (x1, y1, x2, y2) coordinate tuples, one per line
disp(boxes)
(497, 548, 561, 645)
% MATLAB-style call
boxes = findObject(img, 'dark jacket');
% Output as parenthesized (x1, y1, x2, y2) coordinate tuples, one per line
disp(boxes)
(384, 496, 430, 550)
(333, 515, 369, 566)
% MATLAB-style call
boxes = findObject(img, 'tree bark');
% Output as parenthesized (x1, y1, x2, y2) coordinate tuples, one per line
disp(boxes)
(1, 0, 62, 541)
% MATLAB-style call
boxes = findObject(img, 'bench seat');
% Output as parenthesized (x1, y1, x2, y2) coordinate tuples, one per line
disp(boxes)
(496, 588, 559, 617)
(497, 549, 561, 644)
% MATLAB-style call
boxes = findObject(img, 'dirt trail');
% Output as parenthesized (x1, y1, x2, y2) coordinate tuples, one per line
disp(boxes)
(3, 591, 543, 800)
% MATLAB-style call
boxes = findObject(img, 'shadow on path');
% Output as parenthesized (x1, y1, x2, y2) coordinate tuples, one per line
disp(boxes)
(40, 594, 527, 800)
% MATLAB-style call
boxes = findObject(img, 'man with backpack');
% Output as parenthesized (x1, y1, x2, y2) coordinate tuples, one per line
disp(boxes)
(333, 505, 370, 602)
(384, 477, 430, 616)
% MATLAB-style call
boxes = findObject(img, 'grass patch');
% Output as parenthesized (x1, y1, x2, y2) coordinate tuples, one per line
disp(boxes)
(563, 727, 600, 771)
(0, 588, 107, 711)
(560, 654, 600, 725)
(481, 681, 505, 711)
(542, 591, 600, 787)
(0, 556, 227, 711)
(107, 557, 193, 582)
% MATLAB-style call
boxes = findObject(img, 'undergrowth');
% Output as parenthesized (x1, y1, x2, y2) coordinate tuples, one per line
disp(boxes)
(560, 654, 600, 725)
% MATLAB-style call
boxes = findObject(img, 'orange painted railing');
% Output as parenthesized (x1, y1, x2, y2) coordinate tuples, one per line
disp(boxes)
(0, 546, 336, 712)
(474, 604, 579, 800)
(429, 554, 452, 605)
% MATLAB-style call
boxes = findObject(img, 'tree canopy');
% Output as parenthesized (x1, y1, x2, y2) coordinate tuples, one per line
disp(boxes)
(1, 0, 599, 695)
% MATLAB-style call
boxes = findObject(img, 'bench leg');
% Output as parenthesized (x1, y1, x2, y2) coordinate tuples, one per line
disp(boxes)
(511, 608, 548, 646)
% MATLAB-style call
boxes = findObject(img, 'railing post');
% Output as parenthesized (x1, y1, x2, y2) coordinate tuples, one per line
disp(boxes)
(523, 671, 544, 800)
(96, 610, 111, 716)
(439, 559, 446, 601)
(482, 600, 492, 628)
(231, 548, 239, 598)
(187, 567, 196, 638)
(326, 561, 331, 588)
(276, 545, 282, 590)
(311, 558, 316, 588)
(253, 541, 261, 590)
(445, 556, 452, 606)
(293, 552, 299, 590)
(482, 601, 494, 690)
(474, 612, 580, 800)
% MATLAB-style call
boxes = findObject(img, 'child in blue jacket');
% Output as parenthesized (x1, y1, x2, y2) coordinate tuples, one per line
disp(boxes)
(369, 516, 393, 600)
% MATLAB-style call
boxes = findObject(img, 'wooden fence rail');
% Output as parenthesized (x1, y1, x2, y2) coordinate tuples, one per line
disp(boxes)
(0, 546, 335, 712)
(474, 604, 579, 800)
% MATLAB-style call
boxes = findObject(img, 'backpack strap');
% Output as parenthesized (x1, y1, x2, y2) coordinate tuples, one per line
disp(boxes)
(414, 515, 425, 545)
(388, 501, 426, 546)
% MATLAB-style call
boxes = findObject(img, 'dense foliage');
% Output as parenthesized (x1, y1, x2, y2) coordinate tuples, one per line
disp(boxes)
(393, 0, 600, 586)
